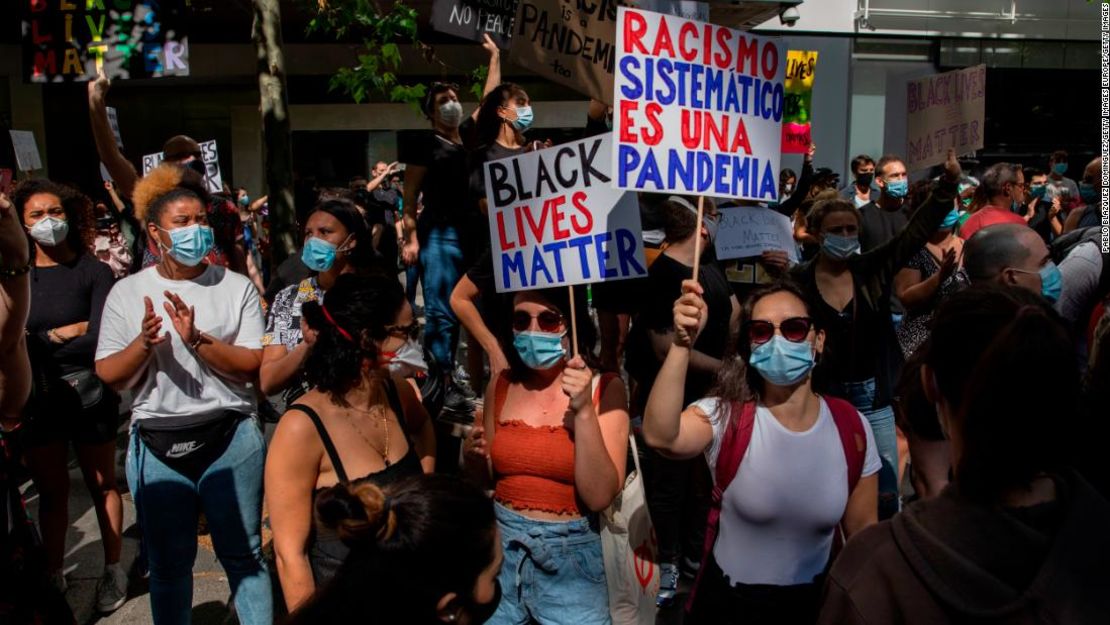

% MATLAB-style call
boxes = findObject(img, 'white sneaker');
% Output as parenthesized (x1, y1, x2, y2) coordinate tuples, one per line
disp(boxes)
(96, 565, 128, 613)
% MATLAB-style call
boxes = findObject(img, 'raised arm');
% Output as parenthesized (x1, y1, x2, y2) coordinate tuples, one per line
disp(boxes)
(88, 72, 139, 199)
(774, 144, 816, 217)
(471, 34, 501, 122)
(400, 165, 427, 266)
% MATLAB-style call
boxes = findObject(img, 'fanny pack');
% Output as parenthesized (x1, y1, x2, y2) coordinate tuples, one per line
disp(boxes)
(137, 411, 248, 480)
(60, 369, 105, 410)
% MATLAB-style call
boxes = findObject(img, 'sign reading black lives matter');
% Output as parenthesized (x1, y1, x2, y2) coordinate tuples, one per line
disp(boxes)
(431, 0, 518, 49)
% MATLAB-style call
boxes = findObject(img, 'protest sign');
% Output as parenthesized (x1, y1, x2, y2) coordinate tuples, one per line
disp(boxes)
(21, 1, 189, 82)
(714, 206, 798, 262)
(633, 0, 708, 21)
(431, 0, 517, 48)
(782, 50, 817, 154)
(612, 7, 786, 202)
(9, 130, 43, 172)
(143, 140, 223, 194)
(485, 133, 647, 293)
(510, 0, 620, 102)
(906, 64, 985, 171)
(100, 106, 124, 182)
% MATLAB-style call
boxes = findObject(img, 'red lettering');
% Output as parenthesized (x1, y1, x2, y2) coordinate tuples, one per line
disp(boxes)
(30, 0, 47, 11)
(730, 117, 752, 154)
(706, 113, 728, 151)
(642, 103, 663, 146)
(714, 27, 732, 69)
(548, 196, 569, 240)
(678, 22, 698, 62)
(652, 18, 674, 57)
(623, 10, 648, 54)
(619, 101, 639, 143)
(514, 205, 526, 248)
(570, 192, 593, 234)
(32, 19, 52, 45)
(735, 35, 758, 77)
(680, 110, 701, 150)
(761, 42, 779, 80)
(496, 211, 515, 251)
(523, 203, 548, 246)
(32, 50, 56, 77)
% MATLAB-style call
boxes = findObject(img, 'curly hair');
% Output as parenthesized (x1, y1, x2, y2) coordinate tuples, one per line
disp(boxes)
(132, 163, 209, 225)
(300, 273, 407, 405)
(12, 179, 96, 255)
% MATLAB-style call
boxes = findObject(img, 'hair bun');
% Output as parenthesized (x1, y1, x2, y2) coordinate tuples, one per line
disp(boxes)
(314, 482, 398, 546)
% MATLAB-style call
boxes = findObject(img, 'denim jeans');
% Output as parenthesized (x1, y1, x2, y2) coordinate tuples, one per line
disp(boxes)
(125, 418, 272, 625)
(829, 379, 900, 520)
(489, 504, 611, 625)
(418, 225, 465, 373)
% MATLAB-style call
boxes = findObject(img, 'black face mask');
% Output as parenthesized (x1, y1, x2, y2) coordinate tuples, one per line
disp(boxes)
(856, 172, 875, 188)
(457, 579, 501, 625)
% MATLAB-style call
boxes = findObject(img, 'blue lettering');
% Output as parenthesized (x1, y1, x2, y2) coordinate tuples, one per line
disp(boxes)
(725, 78, 741, 114)
(618, 146, 641, 188)
(690, 64, 704, 109)
(714, 154, 730, 195)
(760, 161, 779, 199)
(594, 232, 618, 278)
(668, 150, 694, 190)
(616, 228, 646, 277)
(567, 235, 593, 278)
(501, 251, 527, 289)
(696, 152, 714, 193)
(530, 248, 553, 285)
(657, 58, 675, 105)
(619, 56, 642, 99)
(542, 240, 568, 282)
(636, 149, 664, 190)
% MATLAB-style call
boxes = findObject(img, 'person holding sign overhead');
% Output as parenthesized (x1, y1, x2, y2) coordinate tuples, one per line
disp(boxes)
(463, 286, 628, 625)
(400, 34, 502, 418)
(790, 148, 963, 521)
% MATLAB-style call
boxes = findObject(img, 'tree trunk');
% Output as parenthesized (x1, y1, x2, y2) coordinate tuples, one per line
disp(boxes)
(252, 0, 296, 270)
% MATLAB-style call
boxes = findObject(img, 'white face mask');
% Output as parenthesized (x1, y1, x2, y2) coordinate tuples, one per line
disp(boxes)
(438, 101, 464, 128)
(384, 338, 428, 377)
(29, 216, 69, 247)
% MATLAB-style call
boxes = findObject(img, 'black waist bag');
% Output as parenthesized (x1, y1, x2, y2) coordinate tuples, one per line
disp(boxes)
(138, 412, 248, 480)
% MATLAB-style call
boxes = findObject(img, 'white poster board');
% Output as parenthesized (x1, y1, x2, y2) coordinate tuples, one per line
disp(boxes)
(142, 139, 223, 194)
(9, 130, 42, 172)
(905, 65, 986, 171)
(714, 205, 798, 262)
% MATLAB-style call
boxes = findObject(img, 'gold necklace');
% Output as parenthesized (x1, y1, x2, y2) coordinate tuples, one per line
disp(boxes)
(344, 404, 391, 468)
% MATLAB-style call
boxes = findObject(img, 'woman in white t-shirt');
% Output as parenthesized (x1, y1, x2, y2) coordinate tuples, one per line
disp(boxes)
(95, 165, 271, 625)
(643, 279, 879, 625)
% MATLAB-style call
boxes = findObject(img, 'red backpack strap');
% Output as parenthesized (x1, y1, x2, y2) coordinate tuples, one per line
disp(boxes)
(825, 396, 868, 495)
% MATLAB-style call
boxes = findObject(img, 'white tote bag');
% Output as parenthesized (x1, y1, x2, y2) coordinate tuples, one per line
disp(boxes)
(601, 434, 660, 625)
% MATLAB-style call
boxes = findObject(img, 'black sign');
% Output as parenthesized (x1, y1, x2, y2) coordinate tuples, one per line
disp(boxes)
(430, 0, 517, 49)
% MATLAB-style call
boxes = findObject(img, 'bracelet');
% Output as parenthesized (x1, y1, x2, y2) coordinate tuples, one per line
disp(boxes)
(0, 261, 32, 279)
(189, 333, 205, 350)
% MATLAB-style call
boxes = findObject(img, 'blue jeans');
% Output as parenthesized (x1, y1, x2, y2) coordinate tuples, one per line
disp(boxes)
(126, 418, 272, 625)
(418, 225, 465, 373)
(489, 504, 611, 625)
(829, 379, 900, 520)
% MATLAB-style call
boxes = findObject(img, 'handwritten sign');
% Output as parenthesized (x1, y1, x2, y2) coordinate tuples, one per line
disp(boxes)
(431, 0, 517, 48)
(782, 50, 817, 154)
(21, 1, 189, 82)
(143, 140, 223, 194)
(510, 0, 620, 102)
(9, 130, 42, 172)
(612, 7, 786, 201)
(714, 205, 798, 262)
(906, 65, 986, 171)
(486, 134, 647, 292)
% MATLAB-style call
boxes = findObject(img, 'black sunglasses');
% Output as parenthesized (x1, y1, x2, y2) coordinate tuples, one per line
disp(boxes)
(512, 310, 565, 333)
(747, 317, 813, 345)
(385, 321, 420, 340)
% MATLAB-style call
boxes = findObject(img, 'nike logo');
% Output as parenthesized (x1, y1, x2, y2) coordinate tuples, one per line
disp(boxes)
(165, 441, 203, 458)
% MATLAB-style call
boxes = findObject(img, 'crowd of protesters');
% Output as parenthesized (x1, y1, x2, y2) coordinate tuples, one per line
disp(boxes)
(1, 32, 1109, 625)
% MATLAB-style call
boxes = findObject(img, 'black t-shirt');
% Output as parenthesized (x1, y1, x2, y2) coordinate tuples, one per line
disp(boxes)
(469, 142, 524, 259)
(859, 201, 909, 253)
(628, 254, 733, 405)
(807, 283, 879, 384)
(399, 121, 475, 231)
(465, 249, 511, 340)
(26, 254, 115, 374)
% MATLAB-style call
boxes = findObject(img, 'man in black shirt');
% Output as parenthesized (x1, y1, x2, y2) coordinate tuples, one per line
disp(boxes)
(859, 154, 911, 252)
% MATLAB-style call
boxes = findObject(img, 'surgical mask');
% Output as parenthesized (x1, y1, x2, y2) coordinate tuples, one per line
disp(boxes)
(884, 179, 908, 199)
(821, 233, 860, 259)
(855, 172, 875, 188)
(513, 330, 566, 370)
(1029, 184, 1047, 200)
(748, 335, 816, 387)
(1039, 261, 1063, 303)
(1053, 163, 1068, 176)
(512, 105, 534, 131)
(940, 208, 960, 230)
(438, 101, 464, 128)
(158, 223, 214, 267)
(301, 235, 349, 273)
(28, 216, 69, 247)
(782, 183, 795, 194)
(1079, 183, 1098, 203)
(380, 338, 428, 376)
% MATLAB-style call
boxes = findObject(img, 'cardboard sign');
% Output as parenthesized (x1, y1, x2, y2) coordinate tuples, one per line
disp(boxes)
(782, 50, 817, 154)
(510, 0, 620, 102)
(906, 65, 986, 171)
(431, 0, 517, 48)
(485, 133, 647, 292)
(100, 106, 124, 182)
(612, 7, 786, 201)
(714, 206, 798, 262)
(21, 1, 189, 82)
(9, 130, 42, 172)
(143, 140, 223, 194)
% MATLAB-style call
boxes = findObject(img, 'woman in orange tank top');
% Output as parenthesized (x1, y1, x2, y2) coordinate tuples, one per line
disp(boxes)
(464, 285, 628, 625)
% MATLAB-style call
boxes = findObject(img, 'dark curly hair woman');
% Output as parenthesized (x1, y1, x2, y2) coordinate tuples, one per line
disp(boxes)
(265, 273, 435, 611)
(13, 178, 124, 612)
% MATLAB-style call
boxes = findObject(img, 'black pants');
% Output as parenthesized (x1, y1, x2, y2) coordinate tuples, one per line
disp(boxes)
(643, 446, 712, 564)
(687, 555, 823, 625)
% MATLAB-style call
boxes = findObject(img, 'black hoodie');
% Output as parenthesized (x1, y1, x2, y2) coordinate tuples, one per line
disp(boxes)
(818, 471, 1110, 624)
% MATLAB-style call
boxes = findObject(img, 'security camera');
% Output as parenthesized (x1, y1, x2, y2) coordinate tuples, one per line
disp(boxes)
(780, 6, 800, 27)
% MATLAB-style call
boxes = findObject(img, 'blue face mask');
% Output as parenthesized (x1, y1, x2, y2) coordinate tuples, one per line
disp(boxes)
(1079, 183, 1097, 204)
(1039, 261, 1063, 303)
(884, 179, 908, 199)
(940, 208, 960, 230)
(239, 195, 250, 207)
(1029, 184, 1047, 200)
(159, 224, 214, 267)
(821, 233, 860, 260)
(513, 330, 565, 370)
(749, 335, 816, 387)
(301, 236, 347, 273)
(1053, 163, 1068, 176)
(512, 105, 534, 131)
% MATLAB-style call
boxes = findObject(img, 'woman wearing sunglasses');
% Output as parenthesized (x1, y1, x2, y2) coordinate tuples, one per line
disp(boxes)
(643, 279, 880, 625)
(463, 286, 628, 625)
(265, 274, 435, 611)
(790, 148, 963, 521)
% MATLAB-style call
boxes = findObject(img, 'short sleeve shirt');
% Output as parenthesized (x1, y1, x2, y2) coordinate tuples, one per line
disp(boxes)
(263, 277, 324, 350)
(399, 121, 475, 230)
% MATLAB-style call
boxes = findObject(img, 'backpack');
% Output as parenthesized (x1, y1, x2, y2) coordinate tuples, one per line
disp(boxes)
(687, 396, 867, 610)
